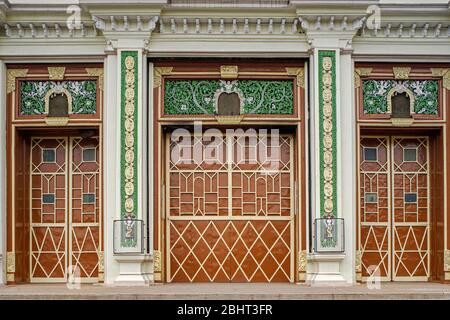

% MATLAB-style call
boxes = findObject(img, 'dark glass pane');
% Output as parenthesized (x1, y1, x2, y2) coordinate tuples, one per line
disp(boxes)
(365, 193, 378, 203)
(404, 193, 417, 203)
(364, 148, 377, 161)
(83, 193, 96, 203)
(404, 148, 417, 162)
(83, 148, 96, 162)
(42, 149, 56, 163)
(42, 194, 55, 204)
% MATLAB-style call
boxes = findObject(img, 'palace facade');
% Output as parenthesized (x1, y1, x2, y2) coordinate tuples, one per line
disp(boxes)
(0, 0, 450, 285)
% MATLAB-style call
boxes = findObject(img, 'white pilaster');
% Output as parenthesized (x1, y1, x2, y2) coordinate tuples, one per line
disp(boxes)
(103, 53, 120, 285)
(112, 45, 152, 286)
(0, 60, 6, 285)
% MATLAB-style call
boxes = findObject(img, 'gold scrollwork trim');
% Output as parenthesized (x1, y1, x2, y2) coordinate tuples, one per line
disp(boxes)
(48, 67, 66, 80)
(393, 67, 411, 79)
(153, 250, 162, 272)
(354, 67, 373, 89)
(298, 250, 307, 272)
(355, 250, 362, 272)
(431, 68, 450, 90)
(6, 252, 15, 273)
(153, 67, 173, 88)
(220, 65, 239, 79)
(85, 68, 104, 90)
(7, 69, 28, 93)
(98, 251, 104, 273)
(286, 67, 305, 88)
(445, 250, 450, 271)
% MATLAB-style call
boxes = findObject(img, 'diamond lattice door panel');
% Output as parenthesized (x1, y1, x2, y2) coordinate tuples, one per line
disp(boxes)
(167, 132, 294, 282)
(30, 136, 101, 282)
(359, 136, 430, 281)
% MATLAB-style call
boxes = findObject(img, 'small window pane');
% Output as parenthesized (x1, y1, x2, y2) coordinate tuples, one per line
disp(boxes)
(365, 193, 378, 203)
(42, 149, 56, 163)
(83, 148, 96, 162)
(364, 148, 377, 161)
(404, 193, 417, 203)
(42, 194, 55, 204)
(404, 148, 417, 162)
(83, 193, 96, 203)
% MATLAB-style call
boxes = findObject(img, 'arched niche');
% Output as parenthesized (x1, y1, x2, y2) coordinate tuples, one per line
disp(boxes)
(216, 92, 241, 116)
(44, 88, 73, 117)
(387, 87, 415, 118)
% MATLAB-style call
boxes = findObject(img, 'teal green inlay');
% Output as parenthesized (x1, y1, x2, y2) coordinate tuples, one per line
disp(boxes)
(120, 51, 138, 248)
(20, 80, 97, 115)
(363, 80, 439, 115)
(164, 79, 294, 115)
(318, 50, 337, 221)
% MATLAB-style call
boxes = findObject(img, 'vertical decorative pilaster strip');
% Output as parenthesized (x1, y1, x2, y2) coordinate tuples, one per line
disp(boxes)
(319, 50, 337, 218)
(120, 51, 138, 247)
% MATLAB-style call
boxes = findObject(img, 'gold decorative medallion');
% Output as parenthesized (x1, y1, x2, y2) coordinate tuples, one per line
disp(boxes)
(85, 68, 104, 90)
(153, 67, 173, 88)
(220, 65, 239, 79)
(393, 67, 411, 79)
(6, 69, 28, 93)
(286, 67, 305, 88)
(48, 67, 66, 80)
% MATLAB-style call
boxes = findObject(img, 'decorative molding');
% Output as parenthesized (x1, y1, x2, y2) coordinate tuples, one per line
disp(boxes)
(298, 250, 307, 272)
(47, 67, 65, 80)
(44, 117, 69, 126)
(354, 67, 372, 88)
(393, 67, 411, 80)
(153, 250, 161, 272)
(445, 250, 450, 272)
(286, 67, 305, 88)
(220, 65, 238, 79)
(431, 68, 450, 90)
(153, 66, 173, 88)
(85, 68, 104, 90)
(157, 17, 302, 35)
(355, 250, 362, 273)
(6, 68, 28, 93)
(318, 50, 337, 218)
(390, 118, 414, 127)
(121, 51, 138, 227)
(215, 115, 243, 124)
(6, 251, 14, 273)
(2, 21, 98, 39)
(98, 251, 104, 274)
(358, 22, 450, 39)
(44, 87, 73, 114)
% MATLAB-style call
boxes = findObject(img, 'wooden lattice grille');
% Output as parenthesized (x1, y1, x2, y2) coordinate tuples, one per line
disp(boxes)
(167, 131, 294, 282)
(359, 136, 430, 281)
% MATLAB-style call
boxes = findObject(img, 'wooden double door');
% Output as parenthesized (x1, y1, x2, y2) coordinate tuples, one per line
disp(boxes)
(359, 136, 430, 281)
(166, 130, 295, 282)
(29, 136, 101, 282)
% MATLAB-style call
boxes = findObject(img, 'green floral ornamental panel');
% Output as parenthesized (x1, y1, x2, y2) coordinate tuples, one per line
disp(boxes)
(20, 80, 97, 115)
(164, 79, 294, 115)
(363, 80, 439, 115)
